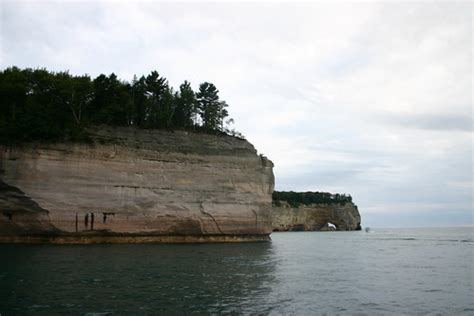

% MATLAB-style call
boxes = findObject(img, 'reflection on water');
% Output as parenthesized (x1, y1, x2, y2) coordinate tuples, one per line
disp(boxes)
(0, 242, 277, 314)
(0, 228, 473, 315)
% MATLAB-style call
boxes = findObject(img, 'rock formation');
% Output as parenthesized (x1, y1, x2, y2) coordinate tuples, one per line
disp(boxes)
(272, 202, 361, 231)
(0, 126, 274, 243)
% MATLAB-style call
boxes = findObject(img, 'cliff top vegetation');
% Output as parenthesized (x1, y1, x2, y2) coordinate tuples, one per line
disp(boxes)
(0, 67, 242, 144)
(272, 191, 353, 207)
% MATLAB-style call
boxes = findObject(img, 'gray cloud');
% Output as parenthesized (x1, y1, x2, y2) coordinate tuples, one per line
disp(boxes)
(381, 113, 473, 132)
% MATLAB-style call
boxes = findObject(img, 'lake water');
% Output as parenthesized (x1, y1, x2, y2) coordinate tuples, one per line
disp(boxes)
(1, 228, 473, 315)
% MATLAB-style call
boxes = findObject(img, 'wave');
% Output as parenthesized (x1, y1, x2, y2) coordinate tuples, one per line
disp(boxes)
(375, 237, 474, 243)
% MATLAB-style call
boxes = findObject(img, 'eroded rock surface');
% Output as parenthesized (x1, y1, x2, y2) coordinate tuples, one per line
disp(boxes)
(0, 180, 59, 234)
(272, 202, 361, 231)
(0, 127, 274, 242)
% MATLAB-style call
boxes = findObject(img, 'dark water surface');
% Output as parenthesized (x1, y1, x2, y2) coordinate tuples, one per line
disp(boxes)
(1, 228, 473, 315)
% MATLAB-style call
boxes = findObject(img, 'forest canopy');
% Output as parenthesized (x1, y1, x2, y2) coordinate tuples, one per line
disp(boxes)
(272, 191, 353, 207)
(0, 67, 241, 144)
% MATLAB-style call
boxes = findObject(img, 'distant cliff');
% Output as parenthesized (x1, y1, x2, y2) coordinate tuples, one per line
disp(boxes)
(272, 201, 361, 231)
(0, 126, 274, 243)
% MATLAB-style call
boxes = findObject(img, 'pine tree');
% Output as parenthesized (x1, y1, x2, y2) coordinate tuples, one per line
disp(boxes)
(131, 75, 147, 126)
(174, 80, 196, 129)
(145, 71, 168, 128)
(196, 82, 229, 132)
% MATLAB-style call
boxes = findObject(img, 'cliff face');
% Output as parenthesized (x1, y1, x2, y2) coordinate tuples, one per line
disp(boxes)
(0, 127, 274, 243)
(272, 202, 361, 231)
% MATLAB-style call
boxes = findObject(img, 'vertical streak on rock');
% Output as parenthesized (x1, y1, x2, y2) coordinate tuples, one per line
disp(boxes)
(195, 215, 207, 234)
(199, 203, 223, 234)
(251, 209, 258, 227)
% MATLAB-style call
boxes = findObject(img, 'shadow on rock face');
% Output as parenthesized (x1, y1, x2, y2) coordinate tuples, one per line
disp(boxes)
(0, 180, 59, 235)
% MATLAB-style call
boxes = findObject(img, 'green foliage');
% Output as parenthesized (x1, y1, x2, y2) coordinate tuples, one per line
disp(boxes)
(272, 191, 353, 207)
(0, 67, 239, 144)
(173, 80, 197, 129)
(196, 82, 229, 133)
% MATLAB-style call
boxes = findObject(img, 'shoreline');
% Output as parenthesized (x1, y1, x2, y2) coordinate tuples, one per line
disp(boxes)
(0, 234, 271, 244)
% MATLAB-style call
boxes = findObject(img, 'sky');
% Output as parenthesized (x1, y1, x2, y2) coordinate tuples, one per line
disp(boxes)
(1, 0, 472, 227)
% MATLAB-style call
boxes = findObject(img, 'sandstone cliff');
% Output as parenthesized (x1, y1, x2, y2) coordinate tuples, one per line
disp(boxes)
(272, 202, 361, 231)
(0, 126, 274, 243)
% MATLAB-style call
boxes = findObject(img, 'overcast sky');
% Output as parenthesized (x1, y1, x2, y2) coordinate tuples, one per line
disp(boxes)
(1, 1, 472, 227)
